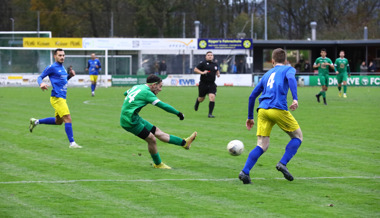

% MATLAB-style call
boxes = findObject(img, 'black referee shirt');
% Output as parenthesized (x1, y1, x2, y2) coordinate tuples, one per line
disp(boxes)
(196, 60, 219, 83)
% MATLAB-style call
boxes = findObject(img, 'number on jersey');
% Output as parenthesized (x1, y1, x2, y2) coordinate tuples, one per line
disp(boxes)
(267, 72, 276, 89)
(125, 87, 141, 103)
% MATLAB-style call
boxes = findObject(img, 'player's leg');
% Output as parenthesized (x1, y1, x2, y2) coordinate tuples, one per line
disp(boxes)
(239, 109, 274, 184)
(342, 73, 348, 98)
(275, 110, 302, 181)
(195, 83, 206, 111)
(208, 93, 216, 118)
(143, 129, 171, 169)
(207, 83, 217, 118)
(316, 75, 325, 103)
(337, 75, 343, 97)
(322, 75, 329, 105)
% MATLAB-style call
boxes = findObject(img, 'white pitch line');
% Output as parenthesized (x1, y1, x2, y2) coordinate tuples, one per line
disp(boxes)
(0, 176, 379, 184)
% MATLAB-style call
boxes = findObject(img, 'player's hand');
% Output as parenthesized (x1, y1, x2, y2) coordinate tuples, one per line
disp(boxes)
(289, 100, 299, 111)
(246, 119, 254, 130)
(70, 69, 76, 77)
(335, 71, 339, 74)
(203, 70, 209, 75)
(96, 65, 99, 69)
(177, 112, 184, 120)
(40, 83, 48, 91)
(348, 74, 351, 78)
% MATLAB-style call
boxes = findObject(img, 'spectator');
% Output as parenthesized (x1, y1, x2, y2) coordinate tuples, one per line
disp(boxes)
(159, 60, 167, 75)
(360, 61, 368, 75)
(368, 61, 376, 73)
(303, 60, 311, 72)
(232, 61, 237, 74)
(295, 61, 301, 73)
(220, 59, 228, 74)
(237, 60, 246, 73)
(154, 61, 160, 75)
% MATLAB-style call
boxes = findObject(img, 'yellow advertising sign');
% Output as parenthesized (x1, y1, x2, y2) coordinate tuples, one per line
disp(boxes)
(23, 38, 82, 48)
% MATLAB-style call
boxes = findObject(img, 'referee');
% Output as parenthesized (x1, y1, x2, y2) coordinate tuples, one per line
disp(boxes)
(194, 51, 220, 118)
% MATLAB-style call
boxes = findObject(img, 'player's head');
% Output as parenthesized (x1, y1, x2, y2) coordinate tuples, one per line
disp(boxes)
(54, 48, 65, 63)
(272, 48, 286, 64)
(339, 50, 345, 58)
(320, 48, 327, 57)
(91, 53, 96, 60)
(147, 74, 163, 95)
(205, 51, 214, 61)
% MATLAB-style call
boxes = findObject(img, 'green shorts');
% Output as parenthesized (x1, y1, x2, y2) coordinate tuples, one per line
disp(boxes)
(337, 73, 348, 84)
(319, 74, 329, 87)
(122, 116, 154, 136)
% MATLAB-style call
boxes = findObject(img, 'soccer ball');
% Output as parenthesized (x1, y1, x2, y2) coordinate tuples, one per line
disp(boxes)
(227, 140, 244, 156)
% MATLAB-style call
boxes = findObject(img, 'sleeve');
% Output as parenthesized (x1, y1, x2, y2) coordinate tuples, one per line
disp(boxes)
(87, 60, 90, 69)
(37, 65, 51, 86)
(195, 61, 204, 71)
(97, 60, 101, 68)
(247, 80, 263, 119)
(286, 68, 298, 101)
(347, 61, 351, 73)
(313, 58, 318, 66)
(155, 101, 180, 115)
(329, 58, 335, 70)
(334, 59, 338, 70)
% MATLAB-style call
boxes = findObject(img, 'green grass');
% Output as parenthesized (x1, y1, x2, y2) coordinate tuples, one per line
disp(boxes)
(0, 86, 379, 217)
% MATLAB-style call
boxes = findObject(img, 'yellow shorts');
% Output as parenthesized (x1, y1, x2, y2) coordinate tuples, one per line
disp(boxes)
(50, 97, 70, 118)
(90, 75, 98, 82)
(257, 108, 299, 136)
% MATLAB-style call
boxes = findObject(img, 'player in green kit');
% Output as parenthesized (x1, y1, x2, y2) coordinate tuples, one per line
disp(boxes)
(334, 50, 351, 98)
(313, 48, 335, 105)
(120, 74, 197, 169)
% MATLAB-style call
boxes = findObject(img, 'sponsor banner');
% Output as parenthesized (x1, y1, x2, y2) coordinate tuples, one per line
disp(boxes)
(198, 39, 252, 49)
(163, 74, 252, 87)
(83, 38, 197, 50)
(23, 38, 82, 48)
(112, 75, 167, 86)
(309, 75, 380, 86)
(0, 74, 111, 87)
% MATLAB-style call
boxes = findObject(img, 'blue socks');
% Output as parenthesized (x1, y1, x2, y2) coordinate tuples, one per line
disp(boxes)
(242, 146, 264, 175)
(65, 123, 74, 143)
(39, 117, 56, 125)
(91, 84, 96, 92)
(280, 138, 302, 165)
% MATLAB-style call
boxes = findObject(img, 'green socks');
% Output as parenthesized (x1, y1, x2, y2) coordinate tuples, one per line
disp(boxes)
(343, 85, 347, 93)
(169, 135, 186, 146)
(151, 152, 162, 165)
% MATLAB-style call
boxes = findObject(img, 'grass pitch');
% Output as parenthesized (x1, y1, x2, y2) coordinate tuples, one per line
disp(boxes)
(0, 86, 379, 217)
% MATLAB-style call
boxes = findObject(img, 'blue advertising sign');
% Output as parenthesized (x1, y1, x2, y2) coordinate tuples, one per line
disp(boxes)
(198, 39, 252, 49)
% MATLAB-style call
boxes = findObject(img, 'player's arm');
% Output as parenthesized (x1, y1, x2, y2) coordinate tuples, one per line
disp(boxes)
(334, 60, 339, 74)
(247, 81, 263, 130)
(154, 101, 184, 120)
(313, 59, 320, 69)
(37, 66, 51, 91)
(86, 61, 90, 71)
(347, 62, 351, 76)
(194, 67, 208, 75)
(216, 70, 220, 78)
(329, 59, 335, 70)
(286, 69, 299, 111)
(67, 69, 75, 80)
(96, 59, 101, 69)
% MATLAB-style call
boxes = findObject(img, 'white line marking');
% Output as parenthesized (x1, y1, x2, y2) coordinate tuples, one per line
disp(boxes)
(0, 176, 379, 184)
(83, 100, 92, 105)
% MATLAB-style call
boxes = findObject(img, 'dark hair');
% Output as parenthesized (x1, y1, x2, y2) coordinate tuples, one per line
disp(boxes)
(206, 51, 213, 55)
(339, 50, 345, 53)
(146, 74, 162, 84)
(54, 48, 64, 55)
(272, 48, 286, 64)
(321, 48, 326, 52)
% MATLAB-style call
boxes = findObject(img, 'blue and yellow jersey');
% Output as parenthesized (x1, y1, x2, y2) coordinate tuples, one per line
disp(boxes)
(37, 62, 70, 99)
(248, 65, 298, 119)
(87, 59, 101, 75)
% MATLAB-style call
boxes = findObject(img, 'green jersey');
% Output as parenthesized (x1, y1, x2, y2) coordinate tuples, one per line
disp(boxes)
(120, 84, 179, 128)
(334, 58, 350, 74)
(314, 57, 333, 75)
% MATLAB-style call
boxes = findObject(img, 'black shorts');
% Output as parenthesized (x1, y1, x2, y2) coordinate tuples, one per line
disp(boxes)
(198, 82, 217, 97)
